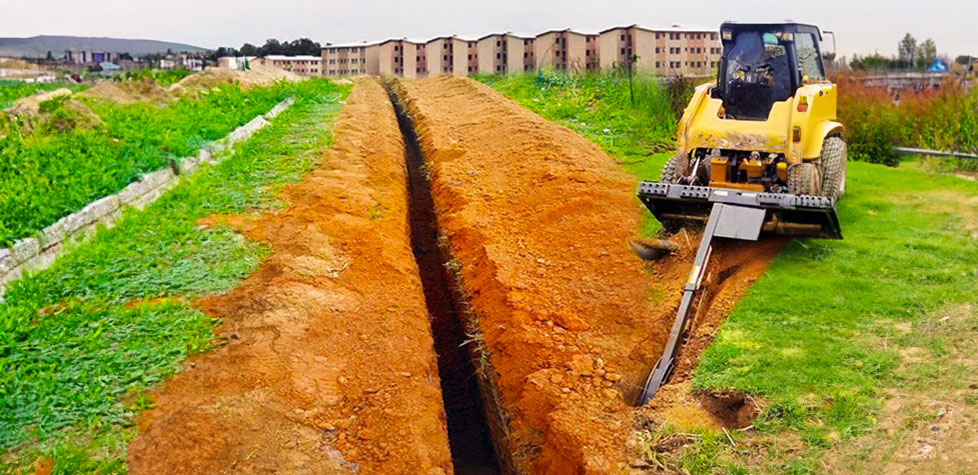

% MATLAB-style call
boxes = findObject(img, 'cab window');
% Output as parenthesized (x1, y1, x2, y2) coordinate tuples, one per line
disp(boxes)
(795, 33, 824, 80)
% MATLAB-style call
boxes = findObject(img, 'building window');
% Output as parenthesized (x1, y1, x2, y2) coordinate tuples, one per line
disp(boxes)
(655, 61, 660, 68)
(394, 45, 399, 51)
(497, 40, 501, 47)
(655, 47, 660, 53)
(620, 34, 625, 41)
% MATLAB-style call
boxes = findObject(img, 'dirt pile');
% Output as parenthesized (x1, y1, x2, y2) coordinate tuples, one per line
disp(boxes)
(126, 77, 453, 474)
(4, 89, 101, 134)
(77, 77, 171, 104)
(171, 64, 301, 94)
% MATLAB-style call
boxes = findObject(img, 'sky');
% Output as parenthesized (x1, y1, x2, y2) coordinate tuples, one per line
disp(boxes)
(1, 0, 976, 60)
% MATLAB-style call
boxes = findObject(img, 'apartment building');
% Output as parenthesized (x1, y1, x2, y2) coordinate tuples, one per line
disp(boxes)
(259, 55, 322, 76)
(654, 27, 721, 76)
(375, 39, 422, 78)
(320, 23, 719, 78)
(534, 29, 594, 72)
(425, 36, 470, 76)
(597, 25, 720, 76)
(476, 32, 534, 74)
(322, 43, 374, 77)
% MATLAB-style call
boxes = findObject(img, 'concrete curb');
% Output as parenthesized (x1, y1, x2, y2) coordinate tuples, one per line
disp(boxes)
(0, 97, 295, 297)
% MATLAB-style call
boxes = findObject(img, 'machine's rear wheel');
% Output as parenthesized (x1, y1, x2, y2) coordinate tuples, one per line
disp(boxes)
(819, 137, 847, 200)
(660, 156, 680, 183)
(788, 162, 821, 196)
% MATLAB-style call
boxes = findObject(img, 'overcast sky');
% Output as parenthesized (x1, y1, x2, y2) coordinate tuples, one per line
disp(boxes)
(1, 0, 975, 59)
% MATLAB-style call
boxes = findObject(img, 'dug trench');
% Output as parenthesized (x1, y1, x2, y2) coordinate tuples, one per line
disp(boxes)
(125, 75, 786, 474)
(389, 75, 788, 472)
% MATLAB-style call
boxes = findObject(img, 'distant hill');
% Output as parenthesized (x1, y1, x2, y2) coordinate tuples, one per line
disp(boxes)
(0, 35, 208, 59)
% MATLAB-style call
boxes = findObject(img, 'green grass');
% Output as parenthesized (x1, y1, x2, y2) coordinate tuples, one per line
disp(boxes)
(0, 80, 297, 247)
(0, 78, 349, 473)
(481, 71, 978, 472)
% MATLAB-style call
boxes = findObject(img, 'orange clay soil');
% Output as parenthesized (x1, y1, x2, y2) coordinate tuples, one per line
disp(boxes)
(126, 77, 453, 474)
(393, 76, 785, 473)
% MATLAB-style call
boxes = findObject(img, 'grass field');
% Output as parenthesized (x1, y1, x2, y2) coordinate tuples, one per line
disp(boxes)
(0, 80, 296, 247)
(481, 72, 978, 472)
(0, 78, 349, 473)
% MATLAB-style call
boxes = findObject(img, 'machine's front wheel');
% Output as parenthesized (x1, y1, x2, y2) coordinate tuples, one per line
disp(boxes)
(820, 137, 848, 200)
(660, 156, 681, 183)
(788, 162, 822, 196)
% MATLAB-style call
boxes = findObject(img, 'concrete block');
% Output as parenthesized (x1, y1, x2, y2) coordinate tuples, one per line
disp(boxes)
(263, 98, 293, 119)
(141, 168, 176, 190)
(23, 241, 61, 272)
(118, 179, 153, 205)
(0, 248, 13, 275)
(82, 195, 121, 223)
(10, 238, 40, 266)
(179, 158, 197, 175)
(38, 216, 69, 249)
(198, 147, 215, 164)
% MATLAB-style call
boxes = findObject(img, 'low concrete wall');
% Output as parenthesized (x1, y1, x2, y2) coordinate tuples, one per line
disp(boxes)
(0, 97, 295, 297)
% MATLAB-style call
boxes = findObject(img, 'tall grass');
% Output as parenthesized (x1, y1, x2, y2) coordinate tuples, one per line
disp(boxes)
(476, 70, 688, 157)
(836, 75, 978, 168)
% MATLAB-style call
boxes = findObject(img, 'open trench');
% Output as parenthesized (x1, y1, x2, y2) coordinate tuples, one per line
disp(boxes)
(386, 84, 502, 474)
(124, 76, 785, 474)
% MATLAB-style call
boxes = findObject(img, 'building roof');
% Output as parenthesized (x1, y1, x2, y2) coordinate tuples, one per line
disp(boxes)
(599, 24, 718, 34)
(322, 41, 377, 50)
(425, 35, 475, 44)
(476, 31, 535, 41)
(535, 28, 596, 37)
(264, 55, 321, 61)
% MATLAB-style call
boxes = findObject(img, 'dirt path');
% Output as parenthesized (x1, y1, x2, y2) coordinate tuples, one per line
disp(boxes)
(127, 78, 452, 474)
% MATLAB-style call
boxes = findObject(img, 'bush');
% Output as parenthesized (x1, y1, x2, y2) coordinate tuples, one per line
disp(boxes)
(836, 75, 978, 168)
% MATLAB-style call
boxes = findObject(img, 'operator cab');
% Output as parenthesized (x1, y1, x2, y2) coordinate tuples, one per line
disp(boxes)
(714, 22, 826, 120)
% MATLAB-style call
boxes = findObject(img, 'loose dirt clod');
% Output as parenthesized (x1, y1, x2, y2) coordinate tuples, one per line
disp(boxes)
(126, 78, 452, 474)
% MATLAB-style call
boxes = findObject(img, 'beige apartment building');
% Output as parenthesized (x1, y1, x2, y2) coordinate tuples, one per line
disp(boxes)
(322, 43, 374, 77)
(320, 24, 720, 78)
(258, 55, 322, 76)
(425, 36, 470, 76)
(476, 32, 535, 74)
(376, 39, 421, 78)
(597, 25, 720, 76)
(534, 29, 595, 72)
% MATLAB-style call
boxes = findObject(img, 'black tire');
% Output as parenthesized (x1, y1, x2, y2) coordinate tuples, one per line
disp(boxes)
(660, 156, 680, 184)
(788, 162, 821, 196)
(819, 137, 847, 200)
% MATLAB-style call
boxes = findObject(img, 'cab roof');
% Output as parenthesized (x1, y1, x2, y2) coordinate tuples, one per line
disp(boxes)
(720, 22, 822, 40)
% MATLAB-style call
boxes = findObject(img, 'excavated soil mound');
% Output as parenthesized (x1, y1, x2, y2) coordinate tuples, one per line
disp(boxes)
(171, 64, 301, 94)
(393, 76, 786, 473)
(127, 78, 452, 474)
(78, 77, 171, 104)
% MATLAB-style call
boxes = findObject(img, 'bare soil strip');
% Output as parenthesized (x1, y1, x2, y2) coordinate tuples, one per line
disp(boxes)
(127, 78, 453, 474)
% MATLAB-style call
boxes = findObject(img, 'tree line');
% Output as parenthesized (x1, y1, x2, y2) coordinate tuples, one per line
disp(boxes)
(848, 33, 950, 71)
(209, 38, 321, 60)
